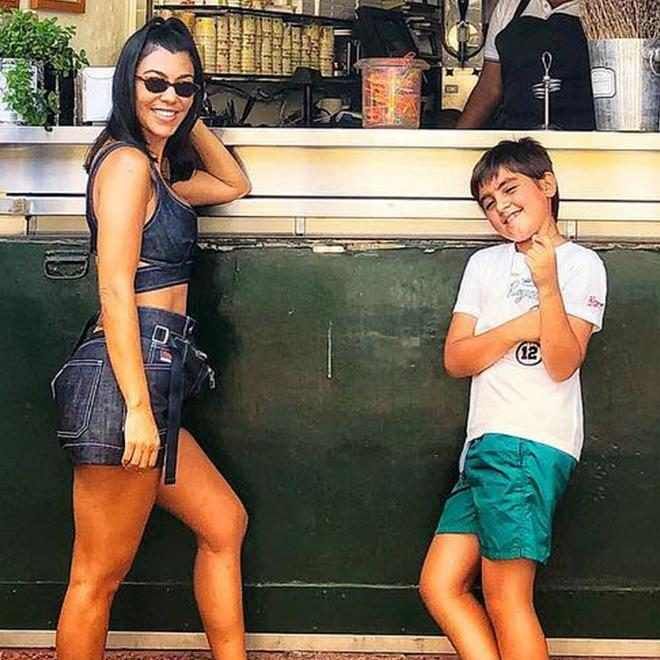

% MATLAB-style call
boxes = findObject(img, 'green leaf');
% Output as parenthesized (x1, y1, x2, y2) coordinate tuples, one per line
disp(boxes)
(0, 9, 87, 125)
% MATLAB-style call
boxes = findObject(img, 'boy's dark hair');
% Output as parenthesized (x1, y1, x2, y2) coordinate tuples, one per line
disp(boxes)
(470, 137, 560, 219)
(85, 17, 204, 181)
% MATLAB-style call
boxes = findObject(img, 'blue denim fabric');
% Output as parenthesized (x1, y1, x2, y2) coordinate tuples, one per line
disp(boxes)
(86, 142, 197, 293)
(51, 306, 215, 484)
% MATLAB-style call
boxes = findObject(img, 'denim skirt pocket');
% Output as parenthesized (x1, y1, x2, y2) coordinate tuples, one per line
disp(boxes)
(52, 359, 103, 439)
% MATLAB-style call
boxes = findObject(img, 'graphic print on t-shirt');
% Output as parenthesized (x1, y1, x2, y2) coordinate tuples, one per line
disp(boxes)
(507, 276, 538, 305)
(516, 341, 542, 366)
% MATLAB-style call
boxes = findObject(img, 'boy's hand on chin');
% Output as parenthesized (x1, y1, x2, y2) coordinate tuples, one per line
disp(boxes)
(526, 234, 558, 291)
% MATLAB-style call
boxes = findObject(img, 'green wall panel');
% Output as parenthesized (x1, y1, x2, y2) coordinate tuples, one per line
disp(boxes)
(0, 240, 658, 637)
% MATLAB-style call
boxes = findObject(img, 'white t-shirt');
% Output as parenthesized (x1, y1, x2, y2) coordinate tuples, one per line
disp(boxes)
(484, 0, 582, 62)
(454, 241, 607, 461)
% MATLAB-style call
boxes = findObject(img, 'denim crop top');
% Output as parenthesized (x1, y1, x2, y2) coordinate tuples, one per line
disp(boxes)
(86, 141, 197, 293)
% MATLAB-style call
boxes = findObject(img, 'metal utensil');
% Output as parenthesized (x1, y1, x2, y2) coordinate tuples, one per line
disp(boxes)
(531, 51, 562, 129)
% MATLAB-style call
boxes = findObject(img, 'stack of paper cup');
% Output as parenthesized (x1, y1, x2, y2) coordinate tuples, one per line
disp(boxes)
(320, 25, 334, 77)
(282, 24, 293, 75)
(254, 18, 262, 73)
(241, 13, 257, 73)
(216, 14, 230, 73)
(301, 25, 311, 68)
(306, 23, 321, 70)
(228, 12, 243, 73)
(271, 18, 284, 75)
(290, 25, 302, 72)
(260, 17, 273, 74)
(195, 17, 217, 73)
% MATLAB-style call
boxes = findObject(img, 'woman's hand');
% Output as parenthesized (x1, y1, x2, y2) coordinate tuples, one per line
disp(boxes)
(172, 120, 251, 206)
(122, 404, 161, 471)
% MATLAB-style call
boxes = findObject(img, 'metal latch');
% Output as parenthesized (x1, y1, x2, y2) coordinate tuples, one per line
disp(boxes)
(43, 251, 90, 280)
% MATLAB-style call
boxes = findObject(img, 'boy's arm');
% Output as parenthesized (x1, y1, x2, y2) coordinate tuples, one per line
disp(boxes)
(444, 310, 540, 378)
(527, 235, 595, 382)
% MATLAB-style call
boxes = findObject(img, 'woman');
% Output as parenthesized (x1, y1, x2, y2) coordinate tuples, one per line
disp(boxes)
(456, 0, 595, 130)
(51, 17, 251, 660)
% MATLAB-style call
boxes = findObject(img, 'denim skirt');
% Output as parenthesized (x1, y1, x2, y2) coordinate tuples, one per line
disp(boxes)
(51, 306, 215, 484)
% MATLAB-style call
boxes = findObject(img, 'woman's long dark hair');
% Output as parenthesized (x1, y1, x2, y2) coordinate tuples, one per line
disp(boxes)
(85, 17, 204, 181)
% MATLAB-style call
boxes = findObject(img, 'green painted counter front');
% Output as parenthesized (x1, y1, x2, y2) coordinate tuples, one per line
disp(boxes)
(0, 239, 658, 637)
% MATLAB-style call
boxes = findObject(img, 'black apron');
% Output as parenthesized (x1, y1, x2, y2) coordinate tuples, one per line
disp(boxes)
(494, 0, 595, 130)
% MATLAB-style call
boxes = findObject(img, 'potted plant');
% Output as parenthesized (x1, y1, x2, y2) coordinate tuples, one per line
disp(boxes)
(0, 9, 88, 125)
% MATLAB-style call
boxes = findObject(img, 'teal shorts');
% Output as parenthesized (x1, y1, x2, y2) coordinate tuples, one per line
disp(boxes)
(436, 433, 576, 564)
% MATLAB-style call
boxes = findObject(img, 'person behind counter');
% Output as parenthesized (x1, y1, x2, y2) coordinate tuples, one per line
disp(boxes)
(456, 0, 596, 130)
(419, 138, 606, 659)
(51, 17, 251, 660)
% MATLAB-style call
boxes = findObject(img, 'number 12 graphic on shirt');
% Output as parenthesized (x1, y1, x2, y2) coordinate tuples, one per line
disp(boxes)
(516, 341, 542, 366)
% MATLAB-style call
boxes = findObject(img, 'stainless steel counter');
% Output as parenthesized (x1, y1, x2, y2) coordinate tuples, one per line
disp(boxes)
(3, 126, 660, 149)
(1, 127, 659, 241)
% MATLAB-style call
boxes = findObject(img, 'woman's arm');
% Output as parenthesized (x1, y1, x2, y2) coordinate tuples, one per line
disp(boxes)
(455, 61, 503, 129)
(444, 309, 540, 378)
(95, 147, 161, 470)
(172, 119, 251, 206)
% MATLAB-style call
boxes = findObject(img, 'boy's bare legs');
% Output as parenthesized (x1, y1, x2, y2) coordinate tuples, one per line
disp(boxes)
(56, 466, 160, 660)
(419, 534, 500, 660)
(481, 557, 549, 660)
(157, 429, 248, 660)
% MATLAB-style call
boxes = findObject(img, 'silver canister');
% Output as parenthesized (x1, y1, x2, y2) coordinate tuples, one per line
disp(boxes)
(588, 38, 660, 131)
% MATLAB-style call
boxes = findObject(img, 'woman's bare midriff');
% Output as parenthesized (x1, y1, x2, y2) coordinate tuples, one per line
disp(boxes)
(94, 278, 189, 333)
(135, 279, 189, 316)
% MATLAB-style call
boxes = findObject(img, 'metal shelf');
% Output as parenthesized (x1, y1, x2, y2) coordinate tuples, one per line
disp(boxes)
(204, 72, 359, 83)
(154, 3, 354, 26)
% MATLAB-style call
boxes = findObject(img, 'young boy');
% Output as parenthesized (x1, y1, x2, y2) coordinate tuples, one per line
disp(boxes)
(419, 138, 606, 660)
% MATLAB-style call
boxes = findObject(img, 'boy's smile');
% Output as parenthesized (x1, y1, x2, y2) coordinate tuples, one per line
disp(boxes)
(478, 168, 558, 249)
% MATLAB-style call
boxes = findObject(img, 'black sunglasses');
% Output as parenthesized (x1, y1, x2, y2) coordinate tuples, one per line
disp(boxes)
(137, 75, 200, 98)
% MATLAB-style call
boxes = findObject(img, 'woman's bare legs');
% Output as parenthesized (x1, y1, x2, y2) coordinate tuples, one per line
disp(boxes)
(56, 466, 160, 660)
(481, 557, 549, 660)
(419, 534, 500, 660)
(157, 428, 248, 660)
